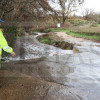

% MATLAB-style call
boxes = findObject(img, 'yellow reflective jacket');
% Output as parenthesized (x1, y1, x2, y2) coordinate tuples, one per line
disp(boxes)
(0, 30, 13, 56)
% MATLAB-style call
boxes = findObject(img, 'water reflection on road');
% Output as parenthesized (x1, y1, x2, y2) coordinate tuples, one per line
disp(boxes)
(7, 32, 100, 100)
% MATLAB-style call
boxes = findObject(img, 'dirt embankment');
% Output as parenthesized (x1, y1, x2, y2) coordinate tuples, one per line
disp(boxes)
(37, 32, 73, 50)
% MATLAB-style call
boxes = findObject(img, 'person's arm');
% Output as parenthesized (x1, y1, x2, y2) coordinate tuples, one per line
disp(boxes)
(0, 30, 15, 56)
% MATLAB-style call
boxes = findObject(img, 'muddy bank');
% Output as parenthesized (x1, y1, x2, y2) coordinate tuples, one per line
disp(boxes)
(37, 32, 73, 50)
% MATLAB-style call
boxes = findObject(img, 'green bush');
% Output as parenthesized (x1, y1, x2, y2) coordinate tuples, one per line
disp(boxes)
(41, 39, 51, 44)
(42, 29, 52, 33)
(91, 23, 99, 27)
(98, 21, 100, 24)
(1, 26, 20, 59)
(70, 19, 89, 26)
(0, 26, 20, 37)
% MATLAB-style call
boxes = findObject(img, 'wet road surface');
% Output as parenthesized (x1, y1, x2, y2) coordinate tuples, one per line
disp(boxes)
(0, 32, 100, 100)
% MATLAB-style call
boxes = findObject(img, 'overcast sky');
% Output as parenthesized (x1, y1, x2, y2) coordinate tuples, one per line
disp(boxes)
(83, 0, 100, 12)
(75, 0, 100, 16)
(49, 0, 100, 16)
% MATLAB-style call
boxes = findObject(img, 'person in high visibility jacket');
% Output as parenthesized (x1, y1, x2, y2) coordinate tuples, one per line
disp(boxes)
(0, 19, 16, 69)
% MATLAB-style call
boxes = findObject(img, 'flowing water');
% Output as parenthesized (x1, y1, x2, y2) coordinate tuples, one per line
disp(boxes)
(3, 32, 100, 100)
(7, 32, 73, 61)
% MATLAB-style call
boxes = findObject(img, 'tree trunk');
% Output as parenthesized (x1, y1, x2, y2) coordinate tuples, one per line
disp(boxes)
(62, 13, 66, 24)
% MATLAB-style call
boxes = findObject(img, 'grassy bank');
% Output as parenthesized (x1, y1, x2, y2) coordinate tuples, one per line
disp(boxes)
(41, 28, 100, 40)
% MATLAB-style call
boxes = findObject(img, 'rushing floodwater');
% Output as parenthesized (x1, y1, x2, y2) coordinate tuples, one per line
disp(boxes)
(6, 32, 73, 61)
(6, 32, 100, 100)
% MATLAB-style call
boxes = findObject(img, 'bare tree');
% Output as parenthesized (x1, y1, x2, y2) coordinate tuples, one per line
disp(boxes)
(0, 0, 14, 19)
(82, 8, 95, 17)
(25, 0, 54, 19)
(82, 8, 100, 22)
(50, 0, 84, 24)
(0, 0, 54, 27)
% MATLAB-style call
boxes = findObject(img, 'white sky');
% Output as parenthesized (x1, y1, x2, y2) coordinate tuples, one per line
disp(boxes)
(83, 0, 100, 12)
(48, 0, 100, 16)
(74, 0, 100, 16)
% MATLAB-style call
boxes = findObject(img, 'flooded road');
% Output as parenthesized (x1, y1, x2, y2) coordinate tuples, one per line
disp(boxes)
(7, 32, 73, 61)
(0, 32, 100, 100)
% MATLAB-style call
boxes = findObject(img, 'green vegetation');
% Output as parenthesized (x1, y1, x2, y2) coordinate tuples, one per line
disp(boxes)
(69, 19, 89, 26)
(2, 26, 20, 46)
(37, 34, 73, 50)
(1, 26, 20, 62)
(91, 23, 99, 27)
(5, 26, 20, 34)
(41, 28, 100, 40)
(41, 39, 51, 44)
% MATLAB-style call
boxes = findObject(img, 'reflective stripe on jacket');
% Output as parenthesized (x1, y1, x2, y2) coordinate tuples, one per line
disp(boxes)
(0, 30, 13, 56)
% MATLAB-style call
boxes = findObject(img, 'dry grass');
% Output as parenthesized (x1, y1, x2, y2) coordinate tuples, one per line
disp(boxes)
(68, 25, 100, 34)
